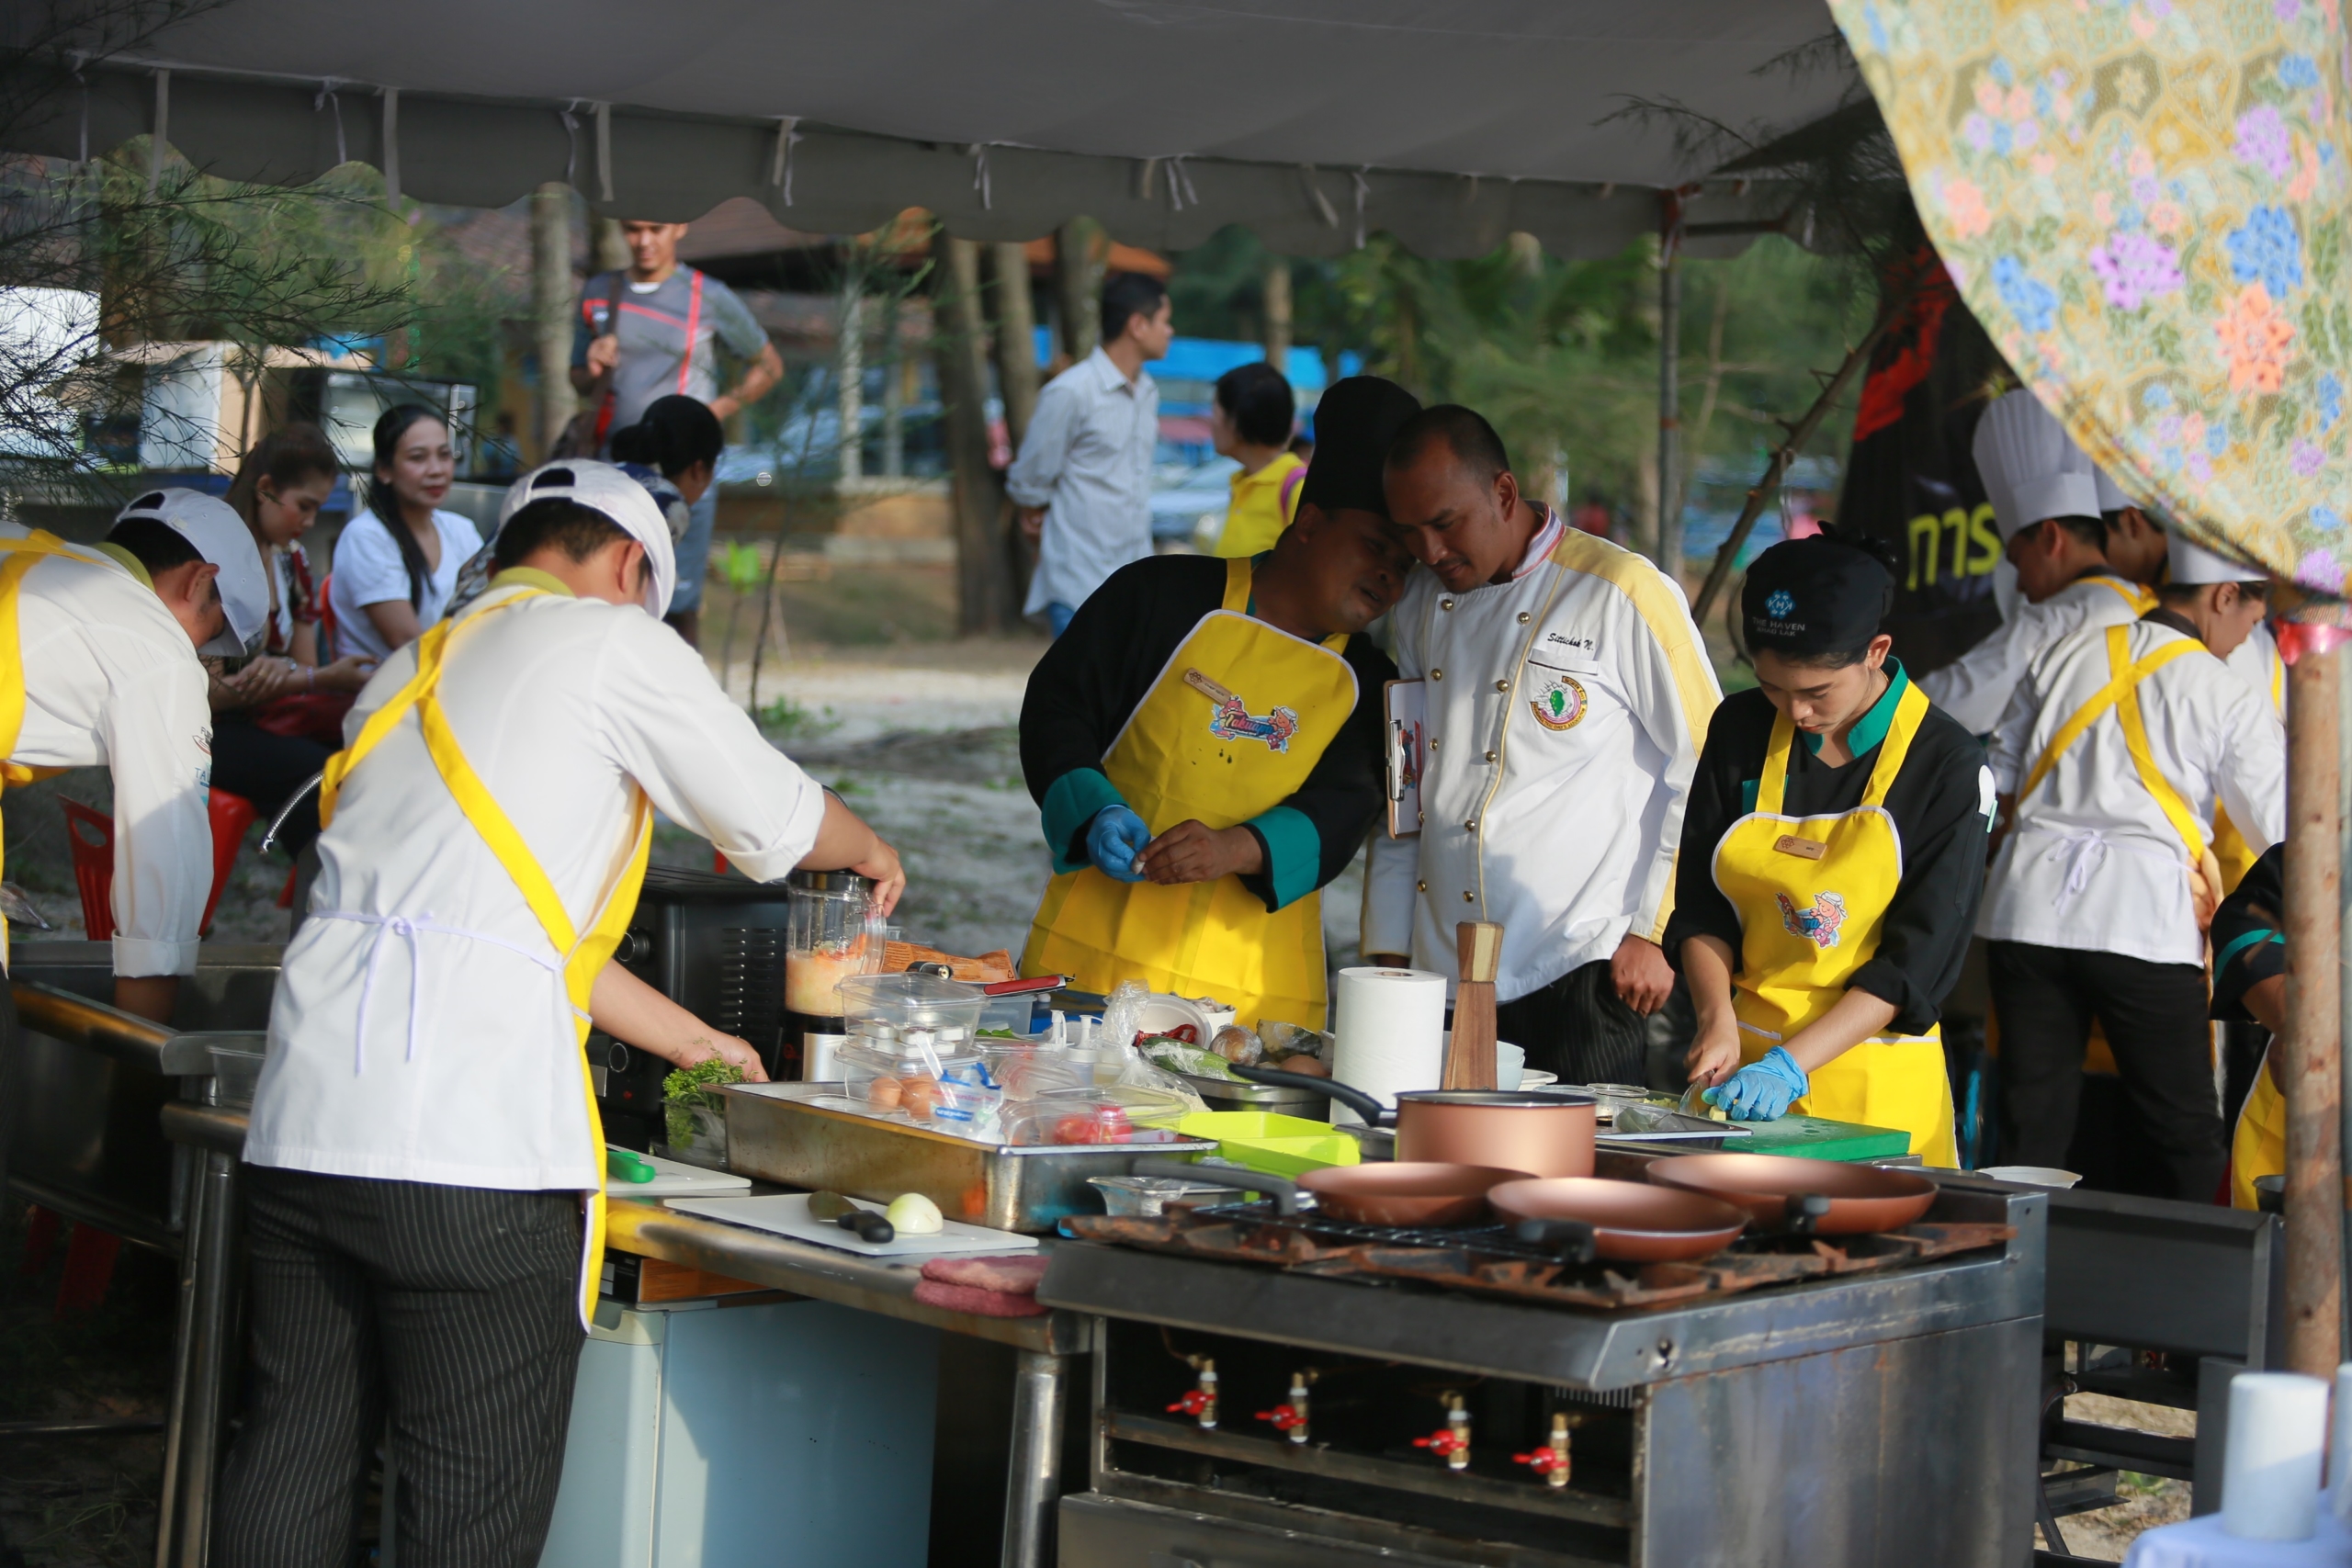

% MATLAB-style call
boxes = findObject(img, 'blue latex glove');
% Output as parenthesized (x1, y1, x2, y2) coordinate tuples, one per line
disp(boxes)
(1086, 805, 1152, 883)
(1704, 1045, 1809, 1122)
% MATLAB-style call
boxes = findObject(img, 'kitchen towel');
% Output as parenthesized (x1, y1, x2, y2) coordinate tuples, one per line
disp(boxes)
(1329, 966, 1447, 1128)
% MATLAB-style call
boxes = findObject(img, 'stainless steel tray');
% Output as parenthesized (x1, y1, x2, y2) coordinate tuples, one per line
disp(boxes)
(723, 1082, 1216, 1234)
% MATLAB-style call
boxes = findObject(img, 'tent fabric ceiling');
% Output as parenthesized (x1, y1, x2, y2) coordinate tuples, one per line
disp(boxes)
(13, 1, 1851, 256)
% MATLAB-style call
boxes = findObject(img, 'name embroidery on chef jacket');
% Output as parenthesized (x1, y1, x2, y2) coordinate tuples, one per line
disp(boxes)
(1777, 889, 1848, 949)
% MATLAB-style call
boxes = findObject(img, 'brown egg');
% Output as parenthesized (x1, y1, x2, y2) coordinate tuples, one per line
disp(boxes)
(1278, 1055, 1329, 1077)
(867, 1076, 903, 1109)
(900, 1075, 940, 1121)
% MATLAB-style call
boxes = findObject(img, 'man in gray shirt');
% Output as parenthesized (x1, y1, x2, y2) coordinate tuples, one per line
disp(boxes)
(573, 220, 782, 646)
(1009, 273, 1173, 636)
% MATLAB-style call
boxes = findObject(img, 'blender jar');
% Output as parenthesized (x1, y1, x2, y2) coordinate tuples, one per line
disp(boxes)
(783, 870, 876, 1051)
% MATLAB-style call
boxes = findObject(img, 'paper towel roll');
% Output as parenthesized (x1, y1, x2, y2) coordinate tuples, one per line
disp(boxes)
(1330, 966, 1447, 1127)
(2225, 1371, 2329, 1540)
(2334, 1365, 2352, 1522)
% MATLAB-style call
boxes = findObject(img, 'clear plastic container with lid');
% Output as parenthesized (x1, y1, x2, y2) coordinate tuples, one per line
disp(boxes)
(838, 972, 988, 1043)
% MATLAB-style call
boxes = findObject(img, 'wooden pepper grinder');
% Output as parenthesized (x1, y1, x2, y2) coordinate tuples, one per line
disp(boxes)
(1443, 920, 1504, 1089)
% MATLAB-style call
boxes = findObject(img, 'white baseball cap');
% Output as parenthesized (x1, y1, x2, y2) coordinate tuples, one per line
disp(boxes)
(112, 488, 268, 657)
(495, 459, 675, 616)
(2167, 530, 2266, 585)
(1973, 389, 2102, 544)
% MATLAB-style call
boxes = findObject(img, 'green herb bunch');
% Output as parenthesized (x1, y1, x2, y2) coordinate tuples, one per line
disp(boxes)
(662, 1058, 744, 1147)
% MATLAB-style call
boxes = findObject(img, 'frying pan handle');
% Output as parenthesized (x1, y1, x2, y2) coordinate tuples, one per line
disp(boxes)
(1510, 1218, 1598, 1266)
(1227, 1064, 1391, 1127)
(1784, 1193, 1833, 1236)
(1129, 1156, 1301, 1217)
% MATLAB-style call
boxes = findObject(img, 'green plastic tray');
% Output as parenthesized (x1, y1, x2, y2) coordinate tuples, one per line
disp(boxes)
(1175, 1111, 1362, 1178)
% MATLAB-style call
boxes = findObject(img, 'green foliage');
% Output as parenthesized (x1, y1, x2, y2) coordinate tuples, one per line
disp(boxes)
(756, 694, 839, 740)
(662, 1057, 742, 1146)
(720, 541, 767, 593)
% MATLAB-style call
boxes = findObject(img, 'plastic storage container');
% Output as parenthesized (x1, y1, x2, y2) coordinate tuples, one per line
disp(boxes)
(838, 972, 988, 1043)
(838, 1038, 986, 1119)
(1001, 1085, 1195, 1146)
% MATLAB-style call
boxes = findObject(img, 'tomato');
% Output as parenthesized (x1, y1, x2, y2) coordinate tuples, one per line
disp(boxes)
(1052, 1107, 1134, 1145)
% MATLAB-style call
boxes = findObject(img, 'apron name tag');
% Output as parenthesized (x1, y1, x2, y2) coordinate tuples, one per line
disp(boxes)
(1773, 834, 1827, 861)
(1183, 668, 1237, 705)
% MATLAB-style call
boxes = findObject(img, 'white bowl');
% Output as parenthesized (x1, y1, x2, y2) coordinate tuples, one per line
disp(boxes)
(1979, 1165, 2082, 1190)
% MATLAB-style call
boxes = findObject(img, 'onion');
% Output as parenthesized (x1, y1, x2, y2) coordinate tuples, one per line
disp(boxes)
(886, 1192, 944, 1234)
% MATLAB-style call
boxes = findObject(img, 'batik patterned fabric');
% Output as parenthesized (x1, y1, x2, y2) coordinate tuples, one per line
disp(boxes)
(1828, 0, 2352, 594)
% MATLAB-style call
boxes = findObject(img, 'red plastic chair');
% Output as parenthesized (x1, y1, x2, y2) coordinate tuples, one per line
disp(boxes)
(61, 789, 254, 940)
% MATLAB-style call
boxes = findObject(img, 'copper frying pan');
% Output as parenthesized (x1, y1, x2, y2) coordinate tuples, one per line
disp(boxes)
(1487, 1177, 1750, 1262)
(1296, 1162, 1533, 1226)
(1644, 1153, 1938, 1235)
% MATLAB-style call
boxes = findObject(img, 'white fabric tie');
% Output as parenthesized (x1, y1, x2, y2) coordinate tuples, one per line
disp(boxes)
(2021, 825, 2180, 912)
(314, 909, 582, 1075)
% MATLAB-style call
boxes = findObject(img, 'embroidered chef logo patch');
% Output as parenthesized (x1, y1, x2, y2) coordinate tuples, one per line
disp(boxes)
(1777, 890, 1847, 949)
(1530, 671, 1588, 731)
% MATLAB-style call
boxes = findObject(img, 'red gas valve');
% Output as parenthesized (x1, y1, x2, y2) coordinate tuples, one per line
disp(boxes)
(1413, 1393, 1472, 1472)
(1514, 1412, 1575, 1488)
(1413, 1427, 1470, 1459)
(1256, 1405, 1308, 1433)
(1166, 1388, 1215, 1419)
(1166, 1358, 1218, 1429)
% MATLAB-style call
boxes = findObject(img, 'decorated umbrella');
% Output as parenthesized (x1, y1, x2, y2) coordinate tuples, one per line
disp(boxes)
(1830, 0, 2352, 1373)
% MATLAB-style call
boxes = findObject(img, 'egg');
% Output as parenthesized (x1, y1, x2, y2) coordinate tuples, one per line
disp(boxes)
(867, 1076, 903, 1109)
(1278, 1055, 1329, 1077)
(900, 1075, 940, 1121)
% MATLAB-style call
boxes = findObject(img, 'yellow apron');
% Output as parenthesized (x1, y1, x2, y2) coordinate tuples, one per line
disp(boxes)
(1021, 557, 1355, 1029)
(2230, 1061, 2284, 1210)
(320, 588, 650, 1328)
(0, 532, 99, 971)
(1713, 681, 1959, 1165)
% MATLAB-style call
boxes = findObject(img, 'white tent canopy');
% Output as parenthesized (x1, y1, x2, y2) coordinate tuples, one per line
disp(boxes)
(15, 0, 1849, 254)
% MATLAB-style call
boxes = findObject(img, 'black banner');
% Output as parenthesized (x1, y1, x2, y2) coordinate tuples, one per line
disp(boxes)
(1838, 253, 2009, 674)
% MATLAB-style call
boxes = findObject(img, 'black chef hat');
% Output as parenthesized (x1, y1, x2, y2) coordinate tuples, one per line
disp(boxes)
(1742, 533, 1895, 655)
(1298, 376, 1422, 516)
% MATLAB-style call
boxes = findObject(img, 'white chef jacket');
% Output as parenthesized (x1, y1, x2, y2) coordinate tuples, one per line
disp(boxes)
(1918, 572, 2152, 735)
(1006, 347, 1159, 617)
(1980, 618, 2285, 966)
(3, 525, 211, 976)
(1362, 509, 1721, 1000)
(2226, 621, 2285, 714)
(246, 578, 830, 1190)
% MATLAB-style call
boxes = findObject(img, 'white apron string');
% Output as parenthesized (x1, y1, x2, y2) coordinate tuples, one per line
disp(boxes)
(2018, 825, 2185, 913)
(312, 909, 588, 1074)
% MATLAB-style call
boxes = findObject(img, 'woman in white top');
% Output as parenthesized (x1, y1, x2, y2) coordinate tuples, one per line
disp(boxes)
(328, 405, 481, 662)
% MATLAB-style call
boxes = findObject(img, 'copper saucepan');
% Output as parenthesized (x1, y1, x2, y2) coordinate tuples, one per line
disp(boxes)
(1644, 1153, 1938, 1235)
(1127, 1157, 1529, 1226)
(1230, 1066, 1597, 1179)
(1487, 1177, 1750, 1262)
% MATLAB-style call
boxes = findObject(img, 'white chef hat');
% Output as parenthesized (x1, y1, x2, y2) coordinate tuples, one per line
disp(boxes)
(496, 459, 675, 617)
(2166, 530, 2267, 585)
(111, 488, 269, 657)
(1973, 389, 2102, 544)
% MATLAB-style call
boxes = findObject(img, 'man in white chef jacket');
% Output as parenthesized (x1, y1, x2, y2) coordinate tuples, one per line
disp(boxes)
(1982, 531, 2281, 1201)
(1918, 389, 2155, 736)
(1363, 406, 1720, 1086)
(2, 489, 267, 1021)
(218, 462, 906, 1568)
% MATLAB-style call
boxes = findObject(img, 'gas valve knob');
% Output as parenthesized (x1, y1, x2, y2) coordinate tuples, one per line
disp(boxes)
(1166, 1358, 1218, 1429)
(1254, 1371, 1314, 1445)
(1412, 1393, 1472, 1471)
(1513, 1412, 1576, 1488)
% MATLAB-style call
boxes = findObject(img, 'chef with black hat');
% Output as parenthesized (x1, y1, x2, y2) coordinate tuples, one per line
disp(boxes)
(220, 459, 905, 1566)
(1980, 529, 2281, 1201)
(1018, 376, 1418, 1029)
(1668, 533, 1993, 1164)
(1, 489, 267, 1019)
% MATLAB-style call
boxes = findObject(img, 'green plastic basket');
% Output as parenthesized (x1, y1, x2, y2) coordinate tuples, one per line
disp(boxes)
(1175, 1111, 1362, 1179)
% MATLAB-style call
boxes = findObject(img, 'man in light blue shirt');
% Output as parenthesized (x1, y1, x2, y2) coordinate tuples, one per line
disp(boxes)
(1008, 274, 1173, 635)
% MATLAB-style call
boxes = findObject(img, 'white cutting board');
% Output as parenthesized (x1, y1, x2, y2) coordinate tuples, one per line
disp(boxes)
(663, 1194, 1039, 1258)
(606, 1146, 752, 1197)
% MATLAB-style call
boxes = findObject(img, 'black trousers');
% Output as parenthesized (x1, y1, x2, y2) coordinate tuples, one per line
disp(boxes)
(1495, 958, 1649, 1088)
(1987, 941, 2225, 1202)
(209, 716, 331, 857)
(216, 1168, 586, 1568)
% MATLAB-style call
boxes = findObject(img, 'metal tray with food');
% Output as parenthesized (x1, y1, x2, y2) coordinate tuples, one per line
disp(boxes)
(725, 1081, 1217, 1234)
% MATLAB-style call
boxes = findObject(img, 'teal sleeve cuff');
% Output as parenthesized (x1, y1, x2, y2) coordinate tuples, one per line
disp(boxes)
(2216, 926, 2284, 974)
(1041, 769, 1127, 874)
(1247, 806, 1321, 911)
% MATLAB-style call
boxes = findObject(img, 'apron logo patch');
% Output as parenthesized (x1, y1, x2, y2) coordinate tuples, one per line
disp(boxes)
(1210, 694, 1299, 752)
(1777, 890, 1847, 949)
(1530, 671, 1588, 731)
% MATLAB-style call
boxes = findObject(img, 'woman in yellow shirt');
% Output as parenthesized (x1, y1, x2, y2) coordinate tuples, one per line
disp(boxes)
(1211, 362, 1306, 558)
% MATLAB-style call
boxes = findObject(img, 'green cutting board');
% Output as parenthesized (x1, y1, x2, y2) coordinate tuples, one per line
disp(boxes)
(1737, 1113, 1911, 1162)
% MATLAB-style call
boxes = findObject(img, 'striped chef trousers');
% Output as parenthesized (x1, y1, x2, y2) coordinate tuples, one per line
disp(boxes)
(216, 1167, 586, 1568)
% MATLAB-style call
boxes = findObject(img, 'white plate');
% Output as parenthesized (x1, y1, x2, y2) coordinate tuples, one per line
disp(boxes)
(663, 1194, 1040, 1258)
(606, 1146, 752, 1197)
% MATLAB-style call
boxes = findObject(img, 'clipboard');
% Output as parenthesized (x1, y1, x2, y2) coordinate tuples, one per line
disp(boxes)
(1384, 678, 1426, 838)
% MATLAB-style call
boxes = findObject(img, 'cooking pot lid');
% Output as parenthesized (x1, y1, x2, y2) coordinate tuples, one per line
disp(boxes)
(1394, 1090, 1595, 1108)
